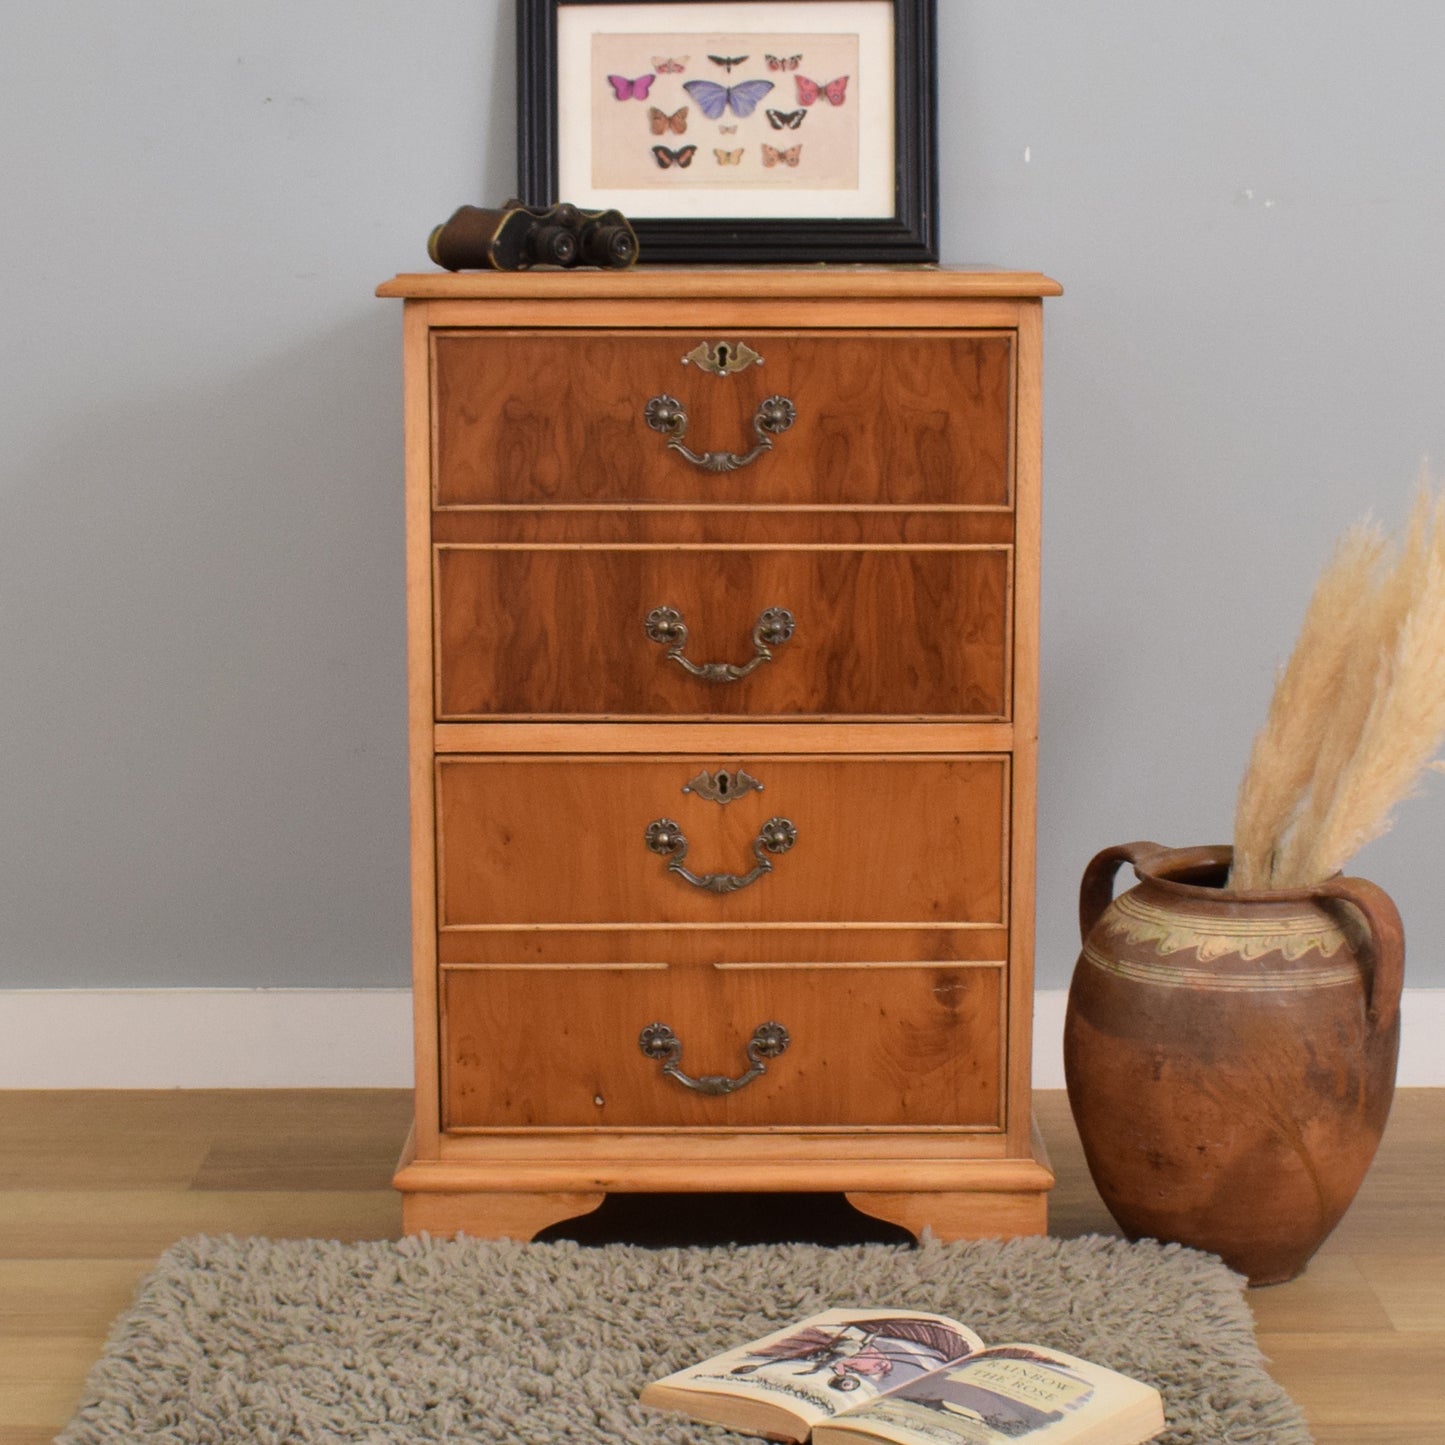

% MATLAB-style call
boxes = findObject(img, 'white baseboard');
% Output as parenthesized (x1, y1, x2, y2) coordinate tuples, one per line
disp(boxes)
(0, 987, 1440, 1089)
(0, 988, 415, 1088)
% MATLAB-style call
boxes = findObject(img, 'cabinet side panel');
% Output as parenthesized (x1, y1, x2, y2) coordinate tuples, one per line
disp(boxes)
(404, 300, 441, 1156)
(1006, 300, 1043, 1152)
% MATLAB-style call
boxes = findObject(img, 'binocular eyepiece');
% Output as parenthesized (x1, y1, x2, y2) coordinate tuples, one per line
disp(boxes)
(428, 200, 639, 272)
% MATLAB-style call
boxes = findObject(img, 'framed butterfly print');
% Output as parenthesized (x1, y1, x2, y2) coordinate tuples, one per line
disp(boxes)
(517, 0, 938, 262)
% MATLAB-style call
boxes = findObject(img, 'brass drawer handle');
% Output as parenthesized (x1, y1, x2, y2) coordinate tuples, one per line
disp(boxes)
(639, 1020, 790, 1095)
(645, 816, 797, 894)
(644, 393, 796, 472)
(644, 605, 795, 682)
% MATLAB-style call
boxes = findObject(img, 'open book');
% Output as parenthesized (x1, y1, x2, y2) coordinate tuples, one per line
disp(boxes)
(640, 1308, 1165, 1445)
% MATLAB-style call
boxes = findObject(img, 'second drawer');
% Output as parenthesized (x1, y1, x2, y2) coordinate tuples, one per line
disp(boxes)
(436, 754, 1009, 928)
(434, 544, 1012, 719)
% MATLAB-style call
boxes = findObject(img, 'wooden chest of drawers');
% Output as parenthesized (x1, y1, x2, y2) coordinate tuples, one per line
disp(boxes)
(379, 266, 1059, 1241)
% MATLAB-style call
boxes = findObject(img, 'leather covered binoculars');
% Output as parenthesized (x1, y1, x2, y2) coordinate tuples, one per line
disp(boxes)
(427, 200, 639, 272)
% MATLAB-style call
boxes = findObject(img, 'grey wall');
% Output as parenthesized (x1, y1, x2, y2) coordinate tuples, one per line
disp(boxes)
(2, 2, 1443, 992)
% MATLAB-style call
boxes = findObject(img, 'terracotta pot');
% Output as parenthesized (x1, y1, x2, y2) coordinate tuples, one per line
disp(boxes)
(1063, 842, 1403, 1285)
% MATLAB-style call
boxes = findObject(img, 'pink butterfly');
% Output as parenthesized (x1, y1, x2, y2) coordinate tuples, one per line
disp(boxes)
(762, 143, 802, 167)
(796, 74, 848, 106)
(607, 73, 656, 100)
(652, 56, 688, 73)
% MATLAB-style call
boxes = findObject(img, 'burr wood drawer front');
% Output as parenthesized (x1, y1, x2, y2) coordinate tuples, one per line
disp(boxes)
(431, 329, 1015, 508)
(434, 754, 1009, 928)
(439, 960, 1005, 1130)
(433, 544, 1012, 719)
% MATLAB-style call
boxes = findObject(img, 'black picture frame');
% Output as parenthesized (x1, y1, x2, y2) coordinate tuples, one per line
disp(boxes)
(517, 0, 938, 263)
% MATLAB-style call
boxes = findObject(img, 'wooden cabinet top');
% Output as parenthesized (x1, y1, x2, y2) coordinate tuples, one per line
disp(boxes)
(376, 265, 1061, 302)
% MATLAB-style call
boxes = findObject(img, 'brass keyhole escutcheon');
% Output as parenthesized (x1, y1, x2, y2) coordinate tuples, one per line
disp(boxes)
(682, 767, 765, 805)
(680, 339, 764, 376)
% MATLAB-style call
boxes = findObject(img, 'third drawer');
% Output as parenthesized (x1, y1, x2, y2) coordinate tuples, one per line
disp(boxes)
(435, 753, 1010, 928)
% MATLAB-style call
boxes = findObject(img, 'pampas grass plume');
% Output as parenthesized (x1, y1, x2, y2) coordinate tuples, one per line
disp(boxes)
(1229, 524, 1386, 889)
(1230, 477, 1445, 889)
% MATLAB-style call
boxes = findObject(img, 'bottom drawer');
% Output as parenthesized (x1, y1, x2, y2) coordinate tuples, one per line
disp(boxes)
(440, 960, 1004, 1131)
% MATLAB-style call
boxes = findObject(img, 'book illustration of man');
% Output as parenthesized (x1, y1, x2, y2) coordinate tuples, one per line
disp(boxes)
(825, 1337, 896, 1391)
(726, 1316, 975, 1393)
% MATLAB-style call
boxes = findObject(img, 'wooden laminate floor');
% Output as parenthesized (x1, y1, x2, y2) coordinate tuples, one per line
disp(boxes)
(1, 1089, 1440, 1443)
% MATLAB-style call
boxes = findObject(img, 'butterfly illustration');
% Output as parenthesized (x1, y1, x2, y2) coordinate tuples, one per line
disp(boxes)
(766, 53, 802, 70)
(683, 78, 774, 120)
(714, 147, 744, 165)
(708, 54, 749, 72)
(796, 74, 848, 106)
(652, 56, 688, 73)
(762, 143, 802, 167)
(719, 124, 738, 133)
(651, 144, 698, 169)
(649, 106, 688, 135)
(607, 73, 656, 100)
(766, 108, 806, 129)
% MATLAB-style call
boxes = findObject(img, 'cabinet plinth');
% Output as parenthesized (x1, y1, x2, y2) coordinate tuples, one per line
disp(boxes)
(381, 267, 1058, 1240)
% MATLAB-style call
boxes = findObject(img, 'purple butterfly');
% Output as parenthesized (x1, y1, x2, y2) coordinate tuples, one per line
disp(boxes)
(607, 73, 656, 100)
(682, 77, 774, 120)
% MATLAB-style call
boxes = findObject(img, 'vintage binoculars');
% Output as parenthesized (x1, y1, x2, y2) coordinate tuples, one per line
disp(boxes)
(427, 200, 639, 272)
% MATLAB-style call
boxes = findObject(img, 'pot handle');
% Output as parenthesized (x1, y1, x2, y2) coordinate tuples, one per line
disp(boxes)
(1078, 841, 1168, 944)
(1312, 875, 1405, 1033)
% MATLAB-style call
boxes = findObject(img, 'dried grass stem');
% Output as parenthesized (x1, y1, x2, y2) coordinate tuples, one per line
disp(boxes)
(1230, 480, 1445, 889)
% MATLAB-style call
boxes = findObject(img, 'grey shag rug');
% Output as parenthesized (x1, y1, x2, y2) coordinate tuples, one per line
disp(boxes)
(59, 1233, 1310, 1444)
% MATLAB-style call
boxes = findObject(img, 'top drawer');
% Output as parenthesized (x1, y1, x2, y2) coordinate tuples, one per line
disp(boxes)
(432, 330, 1014, 508)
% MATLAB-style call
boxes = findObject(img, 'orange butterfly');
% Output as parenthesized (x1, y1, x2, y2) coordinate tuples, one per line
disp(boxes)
(714, 147, 744, 165)
(649, 106, 688, 135)
(762, 143, 802, 167)
(651, 144, 698, 169)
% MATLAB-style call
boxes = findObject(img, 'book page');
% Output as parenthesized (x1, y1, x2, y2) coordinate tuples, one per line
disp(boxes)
(647, 1309, 985, 1427)
(815, 1343, 1164, 1445)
